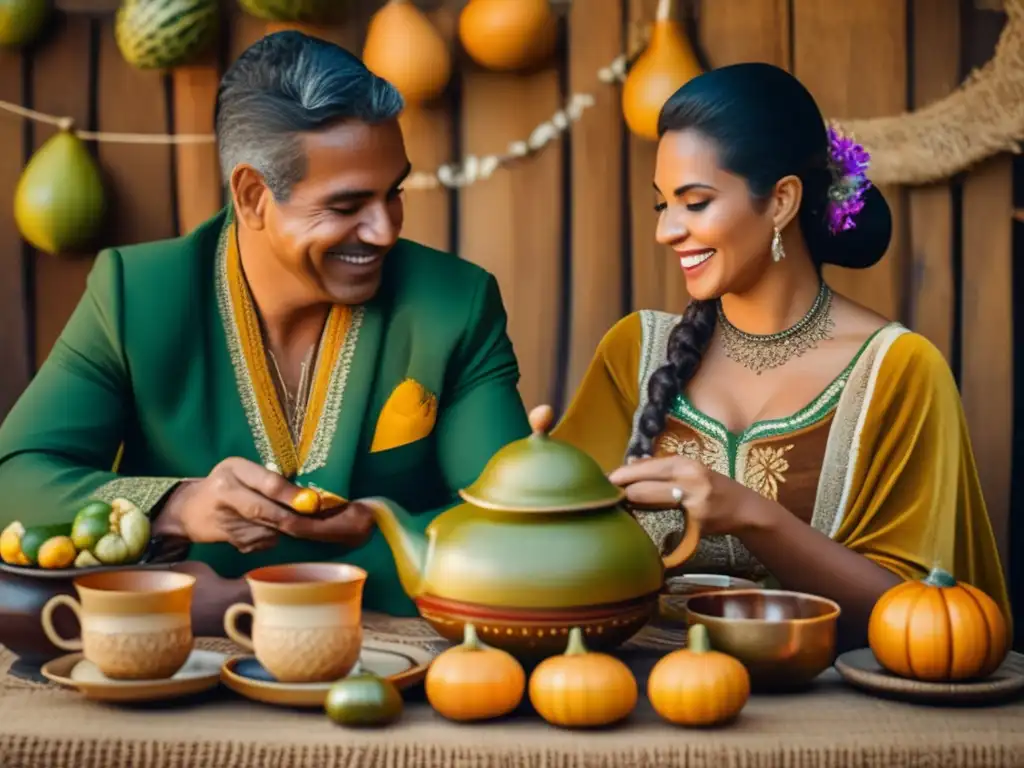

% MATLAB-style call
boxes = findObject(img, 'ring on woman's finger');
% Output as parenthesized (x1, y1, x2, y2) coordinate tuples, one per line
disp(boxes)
(670, 486, 684, 507)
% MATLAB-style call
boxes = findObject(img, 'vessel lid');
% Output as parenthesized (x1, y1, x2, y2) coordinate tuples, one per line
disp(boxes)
(459, 405, 626, 513)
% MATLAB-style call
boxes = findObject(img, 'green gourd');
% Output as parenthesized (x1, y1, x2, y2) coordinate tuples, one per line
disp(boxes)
(0, 0, 50, 48)
(237, 0, 345, 24)
(115, 0, 219, 70)
(71, 499, 151, 566)
(325, 668, 404, 727)
(14, 127, 107, 256)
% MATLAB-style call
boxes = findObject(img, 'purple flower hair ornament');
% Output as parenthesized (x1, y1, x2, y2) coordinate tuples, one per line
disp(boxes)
(825, 124, 872, 234)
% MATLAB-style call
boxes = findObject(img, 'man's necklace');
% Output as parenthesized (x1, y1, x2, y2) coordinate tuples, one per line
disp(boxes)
(267, 344, 316, 443)
(716, 282, 836, 375)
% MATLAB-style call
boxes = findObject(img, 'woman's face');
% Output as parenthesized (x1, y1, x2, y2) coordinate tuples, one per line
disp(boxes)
(653, 129, 777, 300)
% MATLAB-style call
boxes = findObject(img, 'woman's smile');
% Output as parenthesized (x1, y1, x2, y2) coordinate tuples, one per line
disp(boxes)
(676, 247, 716, 272)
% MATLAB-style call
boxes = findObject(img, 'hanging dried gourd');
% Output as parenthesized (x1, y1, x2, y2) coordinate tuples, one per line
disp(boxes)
(458, 0, 556, 72)
(0, 0, 51, 48)
(237, 0, 344, 24)
(115, 0, 220, 70)
(14, 124, 107, 256)
(621, 0, 702, 142)
(363, 0, 451, 108)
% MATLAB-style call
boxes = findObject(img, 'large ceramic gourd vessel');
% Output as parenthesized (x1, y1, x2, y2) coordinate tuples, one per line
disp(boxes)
(366, 406, 702, 658)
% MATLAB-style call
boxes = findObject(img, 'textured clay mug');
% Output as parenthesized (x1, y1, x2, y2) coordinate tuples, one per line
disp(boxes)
(223, 563, 366, 683)
(40, 570, 196, 680)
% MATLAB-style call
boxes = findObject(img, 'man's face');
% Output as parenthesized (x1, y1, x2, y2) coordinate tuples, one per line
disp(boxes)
(257, 118, 409, 306)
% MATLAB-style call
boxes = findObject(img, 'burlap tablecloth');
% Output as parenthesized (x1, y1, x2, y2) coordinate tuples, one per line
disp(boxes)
(1, 615, 1022, 768)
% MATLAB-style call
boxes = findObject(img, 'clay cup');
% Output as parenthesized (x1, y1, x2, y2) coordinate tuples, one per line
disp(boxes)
(40, 570, 196, 680)
(223, 563, 366, 683)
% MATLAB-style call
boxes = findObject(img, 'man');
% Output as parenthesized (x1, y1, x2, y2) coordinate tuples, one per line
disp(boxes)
(0, 32, 530, 634)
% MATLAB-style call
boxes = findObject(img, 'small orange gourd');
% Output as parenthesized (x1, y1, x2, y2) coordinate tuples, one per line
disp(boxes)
(868, 566, 1010, 682)
(425, 623, 526, 721)
(458, 0, 556, 73)
(528, 627, 637, 728)
(621, 0, 702, 142)
(362, 0, 452, 107)
(648, 623, 749, 726)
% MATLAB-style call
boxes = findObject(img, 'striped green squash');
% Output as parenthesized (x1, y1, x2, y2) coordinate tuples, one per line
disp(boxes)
(115, 0, 219, 70)
(237, 0, 345, 24)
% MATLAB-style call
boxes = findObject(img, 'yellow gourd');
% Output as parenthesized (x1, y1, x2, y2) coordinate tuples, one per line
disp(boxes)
(14, 125, 107, 255)
(363, 0, 451, 108)
(37, 536, 77, 570)
(458, 0, 556, 73)
(621, 0, 702, 142)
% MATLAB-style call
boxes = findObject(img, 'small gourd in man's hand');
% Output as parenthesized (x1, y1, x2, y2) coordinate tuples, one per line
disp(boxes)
(425, 622, 525, 721)
(647, 623, 750, 726)
(325, 667, 404, 727)
(528, 626, 638, 728)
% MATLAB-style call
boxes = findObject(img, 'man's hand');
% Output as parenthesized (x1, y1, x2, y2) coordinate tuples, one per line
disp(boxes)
(274, 501, 376, 547)
(154, 457, 300, 553)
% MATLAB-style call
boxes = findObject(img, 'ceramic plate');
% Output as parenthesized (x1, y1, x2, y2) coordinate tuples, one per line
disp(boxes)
(0, 544, 167, 580)
(835, 648, 1024, 705)
(40, 649, 226, 703)
(220, 640, 434, 708)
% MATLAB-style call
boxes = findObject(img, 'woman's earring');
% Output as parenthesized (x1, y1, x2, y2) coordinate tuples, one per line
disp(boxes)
(771, 226, 786, 263)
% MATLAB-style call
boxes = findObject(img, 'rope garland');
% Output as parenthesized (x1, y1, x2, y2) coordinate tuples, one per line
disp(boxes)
(0, 50, 633, 191)
(0, 100, 215, 144)
(2, 3, 1023, 189)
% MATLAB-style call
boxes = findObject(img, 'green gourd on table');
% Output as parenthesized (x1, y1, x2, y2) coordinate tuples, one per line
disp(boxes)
(325, 669, 404, 727)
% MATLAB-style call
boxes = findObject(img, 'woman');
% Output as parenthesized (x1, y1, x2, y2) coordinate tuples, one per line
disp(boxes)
(552, 62, 1010, 645)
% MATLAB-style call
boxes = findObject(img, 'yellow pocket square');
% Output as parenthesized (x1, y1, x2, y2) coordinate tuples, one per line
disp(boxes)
(371, 378, 438, 453)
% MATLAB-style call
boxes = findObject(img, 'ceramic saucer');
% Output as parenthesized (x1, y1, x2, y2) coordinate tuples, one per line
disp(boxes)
(835, 647, 1024, 705)
(41, 648, 226, 703)
(220, 640, 434, 708)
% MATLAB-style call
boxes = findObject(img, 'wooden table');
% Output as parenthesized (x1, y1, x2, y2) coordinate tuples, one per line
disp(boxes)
(2, 622, 1023, 768)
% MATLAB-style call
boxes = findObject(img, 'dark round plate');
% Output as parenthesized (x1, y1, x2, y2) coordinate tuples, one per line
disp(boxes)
(835, 647, 1024, 706)
(0, 543, 166, 580)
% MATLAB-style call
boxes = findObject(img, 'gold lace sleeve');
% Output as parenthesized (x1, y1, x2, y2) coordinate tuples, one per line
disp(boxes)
(551, 313, 643, 473)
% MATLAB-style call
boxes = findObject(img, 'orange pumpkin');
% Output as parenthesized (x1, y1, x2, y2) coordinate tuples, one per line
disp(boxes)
(528, 627, 637, 728)
(868, 566, 1010, 682)
(425, 623, 525, 721)
(647, 623, 749, 726)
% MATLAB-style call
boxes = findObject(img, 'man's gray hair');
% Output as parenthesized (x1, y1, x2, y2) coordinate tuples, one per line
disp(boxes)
(215, 31, 404, 200)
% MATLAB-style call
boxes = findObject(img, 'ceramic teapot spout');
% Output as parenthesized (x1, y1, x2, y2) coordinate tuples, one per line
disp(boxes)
(362, 498, 428, 599)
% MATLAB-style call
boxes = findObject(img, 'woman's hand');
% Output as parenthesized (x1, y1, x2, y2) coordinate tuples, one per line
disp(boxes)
(607, 455, 772, 537)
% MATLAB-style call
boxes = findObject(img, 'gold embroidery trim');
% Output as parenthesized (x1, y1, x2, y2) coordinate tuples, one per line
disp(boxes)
(743, 444, 794, 502)
(91, 477, 182, 515)
(296, 307, 351, 465)
(222, 223, 353, 478)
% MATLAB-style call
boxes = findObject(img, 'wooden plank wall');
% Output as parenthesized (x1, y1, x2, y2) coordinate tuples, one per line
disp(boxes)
(0, 0, 1017, 581)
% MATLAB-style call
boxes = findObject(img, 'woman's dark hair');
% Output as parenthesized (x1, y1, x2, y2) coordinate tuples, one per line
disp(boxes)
(628, 62, 892, 458)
